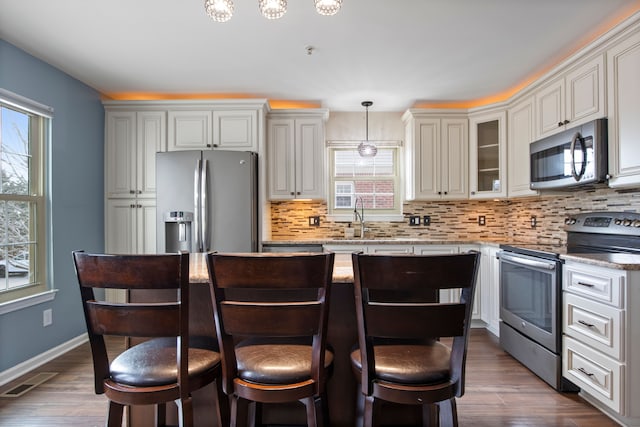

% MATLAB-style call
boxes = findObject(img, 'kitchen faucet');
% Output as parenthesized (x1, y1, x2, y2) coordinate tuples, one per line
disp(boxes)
(354, 197, 366, 239)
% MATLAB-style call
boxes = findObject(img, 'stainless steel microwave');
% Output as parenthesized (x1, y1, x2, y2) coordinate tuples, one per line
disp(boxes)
(530, 118, 608, 190)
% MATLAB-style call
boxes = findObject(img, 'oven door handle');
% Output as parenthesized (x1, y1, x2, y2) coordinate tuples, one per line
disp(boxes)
(499, 252, 557, 270)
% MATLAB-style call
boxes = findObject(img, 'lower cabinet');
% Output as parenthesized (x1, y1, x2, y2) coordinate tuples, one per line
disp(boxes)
(105, 198, 157, 255)
(562, 261, 640, 425)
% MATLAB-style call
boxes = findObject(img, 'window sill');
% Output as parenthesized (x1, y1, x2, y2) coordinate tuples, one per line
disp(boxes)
(0, 289, 58, 315)
(326, 214, 406, 223)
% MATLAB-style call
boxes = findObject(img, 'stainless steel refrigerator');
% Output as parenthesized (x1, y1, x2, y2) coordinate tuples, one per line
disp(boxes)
(156, 150, 258, 254)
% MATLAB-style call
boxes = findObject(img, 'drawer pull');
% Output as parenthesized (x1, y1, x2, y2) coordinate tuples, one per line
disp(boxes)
(578, 367, 595, 378)
(577, 281, 595, 288)
(577, 320, 595, 328)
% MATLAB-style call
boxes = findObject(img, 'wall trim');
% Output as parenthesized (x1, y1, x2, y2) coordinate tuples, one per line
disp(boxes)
(0, 333, 88, 387)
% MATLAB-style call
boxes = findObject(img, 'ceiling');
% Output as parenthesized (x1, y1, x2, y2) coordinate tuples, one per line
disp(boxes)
(1, 0, 640, 112)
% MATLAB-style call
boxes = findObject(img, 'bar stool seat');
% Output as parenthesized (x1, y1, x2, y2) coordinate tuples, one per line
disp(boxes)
(110, 338, 222, 387)
(236, 338, 334, 384)
(350, 342, 450, 384)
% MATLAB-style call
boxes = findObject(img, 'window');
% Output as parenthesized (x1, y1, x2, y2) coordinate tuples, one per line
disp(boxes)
(327, 142, 402, 221)
(0, 90, 49, 304)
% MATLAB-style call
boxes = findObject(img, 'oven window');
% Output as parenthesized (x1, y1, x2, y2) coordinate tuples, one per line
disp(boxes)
(501, 262, 553, 332)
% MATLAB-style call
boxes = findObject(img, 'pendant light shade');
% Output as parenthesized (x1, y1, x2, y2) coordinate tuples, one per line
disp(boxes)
(315, 0, 342, 16)
(204, 0, 234, 22)
(358, 101, 377, 158)
(259, 0, 287, 19)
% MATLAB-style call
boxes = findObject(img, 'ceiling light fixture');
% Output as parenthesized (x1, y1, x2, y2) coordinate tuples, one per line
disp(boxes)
(259, 0, 287, 19)
(315, 0, 342, 16)
(204, 0, 234, 22)
(205, 0, 342, 22)
(358, 101, 377, 158)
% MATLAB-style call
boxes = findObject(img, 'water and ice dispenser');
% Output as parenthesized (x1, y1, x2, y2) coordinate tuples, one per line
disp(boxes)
(164, 211, 193, 253)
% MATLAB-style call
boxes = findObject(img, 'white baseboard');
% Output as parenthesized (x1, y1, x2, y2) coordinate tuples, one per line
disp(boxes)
(0, 333, 88, 387)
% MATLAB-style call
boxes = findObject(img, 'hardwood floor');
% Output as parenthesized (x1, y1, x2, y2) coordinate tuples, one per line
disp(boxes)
(0, 330, 618, 426)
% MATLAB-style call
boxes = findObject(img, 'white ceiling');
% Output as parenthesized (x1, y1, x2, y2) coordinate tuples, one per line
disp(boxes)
(1, 0, 639, 112)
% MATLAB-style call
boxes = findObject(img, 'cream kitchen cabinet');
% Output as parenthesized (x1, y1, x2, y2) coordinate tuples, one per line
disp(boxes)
(167, 108, 258, 152)
(105, 110, 165, 199)
(105, 198, 157, 255)
(535, 54, 605, 139)
(607, 29, 640, 189)
(507, 95, 538, 198)
(469, 109, 507, 199)
(403, 111, 468, 200)
(267, 111, 328, 200)
(562, 260, 640, 426)
(480, 244, 500, 336)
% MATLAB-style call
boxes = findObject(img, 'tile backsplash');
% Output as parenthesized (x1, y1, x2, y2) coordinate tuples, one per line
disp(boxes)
(269, 185, 640, 244)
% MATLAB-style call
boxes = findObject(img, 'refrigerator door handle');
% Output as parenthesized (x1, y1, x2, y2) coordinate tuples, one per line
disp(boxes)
(194, 159, 202, 252)
(201, 159, 209, 251)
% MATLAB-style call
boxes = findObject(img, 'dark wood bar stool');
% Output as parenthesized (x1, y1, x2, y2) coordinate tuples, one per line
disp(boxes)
(206, 252, 335, 427)
(350, 251, 481, 427)
(72, 251, 229, 427)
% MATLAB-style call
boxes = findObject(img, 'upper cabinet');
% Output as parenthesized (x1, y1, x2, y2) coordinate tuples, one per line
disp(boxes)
(469, 109, 507, 199)
(507, 96, 538, 198)
(535, 54, 605, 139)
(267, 110, 328, 200)
(607, 29, 640, 189)
(105, 110, 166, 199)
(167, 108, 259, 152)
(403, 111, 468, 200)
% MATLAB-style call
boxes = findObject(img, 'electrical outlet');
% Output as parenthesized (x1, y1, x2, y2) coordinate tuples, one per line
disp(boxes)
(478, 215, 486, 226)
(531, 216, 537, 228)
(423, 215, 431, 226)
(43, 309, 52, 327)
(308, 216, 320, 227)
(409, 215, 420, 226)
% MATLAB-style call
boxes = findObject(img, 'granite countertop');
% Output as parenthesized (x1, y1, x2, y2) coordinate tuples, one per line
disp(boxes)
(188, 252, 354, 284)
(190, 240, 640, 285)
(561, 253, 640, 271)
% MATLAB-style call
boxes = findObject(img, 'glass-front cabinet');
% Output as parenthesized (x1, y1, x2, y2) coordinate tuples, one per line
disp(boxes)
(469, 110, 507, 198)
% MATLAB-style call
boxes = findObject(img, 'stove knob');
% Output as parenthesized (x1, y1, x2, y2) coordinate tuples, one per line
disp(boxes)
(615, 219, 623, 225)
(633, 220, 640, 228)
(623, 219, 633, 227)
(565, 217, 577, 225)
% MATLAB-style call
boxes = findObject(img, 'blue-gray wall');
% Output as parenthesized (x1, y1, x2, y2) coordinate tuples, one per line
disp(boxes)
(0, 39, 104, 371)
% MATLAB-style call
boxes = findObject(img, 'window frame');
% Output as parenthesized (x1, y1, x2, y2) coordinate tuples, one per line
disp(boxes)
(0, 89, 51, 306)
(326, 140, 404, 222)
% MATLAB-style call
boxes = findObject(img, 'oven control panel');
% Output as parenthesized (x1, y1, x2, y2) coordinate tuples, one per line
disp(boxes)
(565, 211, 640, 235)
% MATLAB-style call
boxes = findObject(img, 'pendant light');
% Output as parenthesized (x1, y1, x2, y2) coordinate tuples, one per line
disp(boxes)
(358, 101, 377, 158)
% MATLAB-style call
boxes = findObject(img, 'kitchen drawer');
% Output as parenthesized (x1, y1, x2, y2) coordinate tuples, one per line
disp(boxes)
(563, 336, 623, 413)
(564, 262, 625, 307)
(564, 292, 624, 360)
(367, 245, 413, 254)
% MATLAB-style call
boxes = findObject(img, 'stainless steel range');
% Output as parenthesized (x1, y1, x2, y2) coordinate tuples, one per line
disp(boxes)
(498, 211, 640, 391)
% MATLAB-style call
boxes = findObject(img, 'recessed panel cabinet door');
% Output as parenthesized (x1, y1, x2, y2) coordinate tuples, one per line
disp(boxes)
(295, 118, 325, 200)
(106, 111, 136, 198)
(267, 119, 296, 199)
(607, 30, 640, 188)
(508, 96, 538, 198)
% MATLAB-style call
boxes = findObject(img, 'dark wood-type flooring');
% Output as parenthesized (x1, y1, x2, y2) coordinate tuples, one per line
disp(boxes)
(0, 329, 619, 426)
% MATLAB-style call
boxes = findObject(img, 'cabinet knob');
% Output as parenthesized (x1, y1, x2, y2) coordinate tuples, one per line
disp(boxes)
(206, 144, 212, 148)
(471, 191, 476, 195)
(129, 190, 135, 194)
(290, 192, 295, 196)
(296, 192, 301, 195)
(558, 121, 564, 127)
(137, 190, 142, 194)
(564, 119, 570, 125)
(130, 204, 135, 208)
(213, 144, 218, 148)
